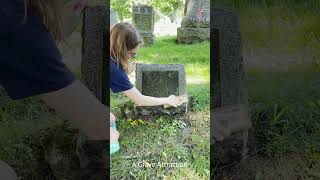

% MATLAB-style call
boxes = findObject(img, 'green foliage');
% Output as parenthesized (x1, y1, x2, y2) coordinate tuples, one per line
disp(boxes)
(152, 0, 183, 14)
(214, 0, 320, 10)
(152, 0, 184, 22)
(214, 0, 320, 57)
(111, 0, 132, 22)
(111, 0, 185, 22)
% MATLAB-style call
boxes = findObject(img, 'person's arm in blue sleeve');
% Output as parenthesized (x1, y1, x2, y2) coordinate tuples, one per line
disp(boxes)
(110, 61, 184, 107)
(0, 1, 108, 140)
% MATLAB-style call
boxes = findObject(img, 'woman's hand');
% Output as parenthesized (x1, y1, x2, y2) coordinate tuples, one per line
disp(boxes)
(70, 0, 91, 14)
(63, 0, 91, 38)
(165, 95, 183, 108)
(128, 61, 138, 74)
(110, 128, 119, 144)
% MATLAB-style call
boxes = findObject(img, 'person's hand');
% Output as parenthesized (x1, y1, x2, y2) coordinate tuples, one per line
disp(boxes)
(165, 95, 183, 108)
(110, 128, 119, 144)
(67, 0, 91, 15)
(128, 61, 138, 74)
(110, 112, 116, 125)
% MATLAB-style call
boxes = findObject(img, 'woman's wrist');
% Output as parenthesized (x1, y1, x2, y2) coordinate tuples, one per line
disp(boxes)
(164, 97, 171, 105)
(65, 0, 87, 16)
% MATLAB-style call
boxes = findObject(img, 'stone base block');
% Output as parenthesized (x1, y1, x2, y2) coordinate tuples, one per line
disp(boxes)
(139, 32, 155, 46)
(177, 27, 210, 44)
(181, 17, 210, 28)
(134, 103, 188, 117)
(212, 131, 248, 166)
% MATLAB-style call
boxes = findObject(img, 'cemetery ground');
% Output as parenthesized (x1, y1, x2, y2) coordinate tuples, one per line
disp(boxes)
(110, 36, 210, 179)
(0, 4, 319, 178)
(0, 36, 211, 178)
(213, 1, 320, 179)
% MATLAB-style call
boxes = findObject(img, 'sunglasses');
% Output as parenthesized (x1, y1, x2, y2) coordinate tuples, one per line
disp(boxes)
(128, 52, 137, 59)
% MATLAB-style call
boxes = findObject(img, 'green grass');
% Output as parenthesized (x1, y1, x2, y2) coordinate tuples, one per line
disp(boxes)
(211, 1, 320, 157)
(0, 95, 65, 178)
(110, 115, 210, 179)
(137, 36, 210, 111)
(136, 36, 210, 84)
(214, 0, 320, 58)
(110, 36, 210, 179)
(0, 97, 63, 147)
(248, 64, 320, 156)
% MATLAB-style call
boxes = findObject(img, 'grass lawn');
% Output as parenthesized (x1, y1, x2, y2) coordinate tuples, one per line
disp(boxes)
(110, 36, 210, 179)
(213, 1, 320, 178)
(248, 64, 320, 155)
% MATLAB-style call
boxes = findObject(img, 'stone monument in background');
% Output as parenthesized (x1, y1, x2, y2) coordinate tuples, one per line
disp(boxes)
(177, 0, 210, 43)
(132, 5, 155, 46)
(211, 8, 251, 172)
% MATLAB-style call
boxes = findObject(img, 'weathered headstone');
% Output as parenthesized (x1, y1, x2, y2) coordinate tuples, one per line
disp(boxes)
(79, 5, 109, 178)
(132, 5, 155, 46)
(81, 7, 108, 101)
(177, 0, 210, 43)
(134, 64, 188, 116)
(211, 8, 251, 169)
(45, 6, 110, 179)
(110, 10, 119, 28)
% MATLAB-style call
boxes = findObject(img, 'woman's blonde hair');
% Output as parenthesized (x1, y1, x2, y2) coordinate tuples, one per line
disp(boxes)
(110, 23, 141, 72)
(22, 0, 64, 41)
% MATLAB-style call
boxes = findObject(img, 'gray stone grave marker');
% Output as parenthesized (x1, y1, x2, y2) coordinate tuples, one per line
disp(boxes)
(177, 0, 210, 43)
(79, 5, 109, 177)
(81, 6, 108, 102)
(211, 8, 251, 167)
(132, 5, 155, 46)
(134, 64, 188, 116)
(41, 6, 109, 179)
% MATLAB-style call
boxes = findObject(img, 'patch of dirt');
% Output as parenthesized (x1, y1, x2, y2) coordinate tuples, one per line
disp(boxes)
(181, 110, 209, 121)
(213, 153, 320, 180)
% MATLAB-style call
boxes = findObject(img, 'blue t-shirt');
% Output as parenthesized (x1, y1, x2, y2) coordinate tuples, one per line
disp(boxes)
(0, 1, 75, 100)
(110, 58, 133, 93)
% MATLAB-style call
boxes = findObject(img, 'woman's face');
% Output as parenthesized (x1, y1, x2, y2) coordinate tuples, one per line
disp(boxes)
(127, 46, 139, 60)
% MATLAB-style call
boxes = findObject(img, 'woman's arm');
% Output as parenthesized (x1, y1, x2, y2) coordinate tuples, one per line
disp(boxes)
(62, 0, 88, 39)
(37, 80, 108, 140)
(123, 87, 182, 107)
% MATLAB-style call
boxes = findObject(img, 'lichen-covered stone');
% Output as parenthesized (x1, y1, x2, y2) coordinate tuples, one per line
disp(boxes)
(132, 5, 155, 46)
(211, 134, 245, 165)
(177, 0, 210, 44)
(135, 103, 188, 116)
(211, 8, 251, 169)
(81, 6, 108, 101)
(135, 64, 188, 117)
(139, 32, 156, 46)
(181, 17, 210, 28)
(177, 27, 210, 44)
(79, 6, 109, 180)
